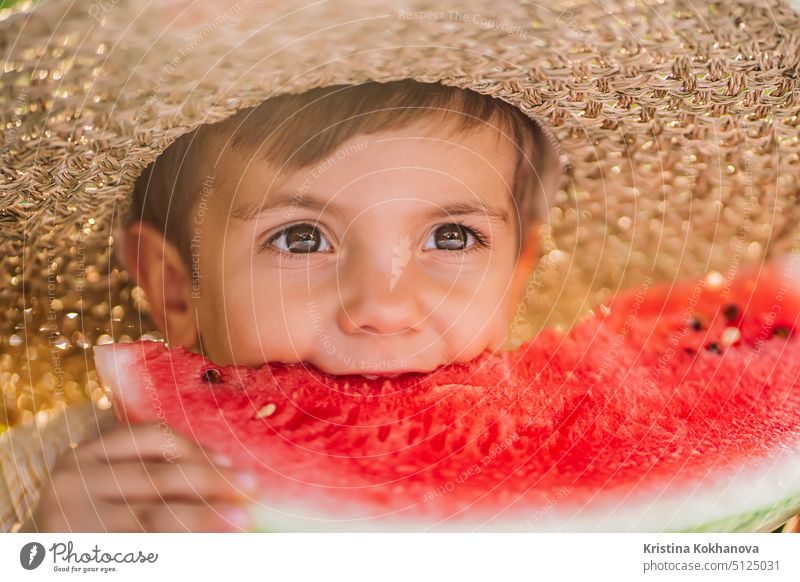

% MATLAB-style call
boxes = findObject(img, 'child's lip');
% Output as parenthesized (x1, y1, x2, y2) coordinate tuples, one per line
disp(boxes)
(301, 361, 439, 379)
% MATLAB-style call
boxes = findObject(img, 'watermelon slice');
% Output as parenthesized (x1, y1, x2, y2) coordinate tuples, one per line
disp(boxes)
(93, 261, 800, 532)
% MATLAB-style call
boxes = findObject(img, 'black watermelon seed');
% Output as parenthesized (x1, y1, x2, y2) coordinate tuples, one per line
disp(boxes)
(689, 317, 703, 331)
(203, 369, 223, 383)
(723, 303, 740, 322)
(705, 342, 722, 354)
(684, 347, 697, 355)
(773, 326, 791, 339)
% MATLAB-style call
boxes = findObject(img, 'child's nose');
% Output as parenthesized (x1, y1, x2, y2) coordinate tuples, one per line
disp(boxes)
(336, 255, 424, 336)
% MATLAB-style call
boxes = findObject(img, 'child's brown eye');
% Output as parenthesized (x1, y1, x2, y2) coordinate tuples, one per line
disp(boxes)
(424, 224, 484, 251)
(267, 223, 333, 254)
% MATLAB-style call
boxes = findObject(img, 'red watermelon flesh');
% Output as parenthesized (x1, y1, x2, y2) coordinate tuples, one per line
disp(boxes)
(93, 261, 800, 532)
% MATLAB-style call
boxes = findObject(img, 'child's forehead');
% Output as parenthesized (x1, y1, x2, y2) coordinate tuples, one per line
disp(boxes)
(224, 116, 518, 178)
(222, 124, 516, 212)
(227, 185, 514, 226)
(219, 134, 517, 223)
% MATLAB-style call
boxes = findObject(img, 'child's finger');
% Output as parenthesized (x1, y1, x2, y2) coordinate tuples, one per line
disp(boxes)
(78, 460, 259, 503)
(783, 514, 800, 533)
(77, 423, 225, 465)
(66, 500, 248, 532)
(131, 501, 251, 532)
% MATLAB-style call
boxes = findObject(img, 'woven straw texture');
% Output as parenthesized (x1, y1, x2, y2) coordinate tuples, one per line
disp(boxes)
(2, 0, 800, 529)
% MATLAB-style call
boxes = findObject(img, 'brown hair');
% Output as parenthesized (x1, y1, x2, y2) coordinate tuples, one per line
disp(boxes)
(129, 79, 554, 267)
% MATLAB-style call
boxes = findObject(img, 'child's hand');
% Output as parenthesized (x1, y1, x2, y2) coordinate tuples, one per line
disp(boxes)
(784, 514, 800, 533)
(26, 424, 257, 532)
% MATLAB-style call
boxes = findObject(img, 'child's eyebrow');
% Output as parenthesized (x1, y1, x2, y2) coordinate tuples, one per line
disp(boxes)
(230, 192, 509, 224)
(229, 191, 333, 221)
(423, 202, 509, 224)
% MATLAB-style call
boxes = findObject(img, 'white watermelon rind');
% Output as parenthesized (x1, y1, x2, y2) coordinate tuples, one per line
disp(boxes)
(245, 491, 800, 533)
(93, 344, 147, 421)
(244, 442, 800, 532)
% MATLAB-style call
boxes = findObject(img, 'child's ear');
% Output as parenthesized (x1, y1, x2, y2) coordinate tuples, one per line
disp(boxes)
(508, 223, 541, 317)
(122, 221, 199, 349)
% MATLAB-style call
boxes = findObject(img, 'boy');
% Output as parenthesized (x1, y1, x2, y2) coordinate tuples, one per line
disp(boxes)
(27, 80, 560, 532)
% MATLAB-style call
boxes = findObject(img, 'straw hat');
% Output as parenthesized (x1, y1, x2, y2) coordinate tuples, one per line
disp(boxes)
(2, 0, 800, 529)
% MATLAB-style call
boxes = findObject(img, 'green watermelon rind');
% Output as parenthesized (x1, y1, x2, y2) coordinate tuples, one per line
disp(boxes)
(684, 494, 800, 533)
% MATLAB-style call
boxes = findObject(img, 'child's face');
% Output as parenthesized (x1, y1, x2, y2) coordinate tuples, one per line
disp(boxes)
(147, 116, 540, 376)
